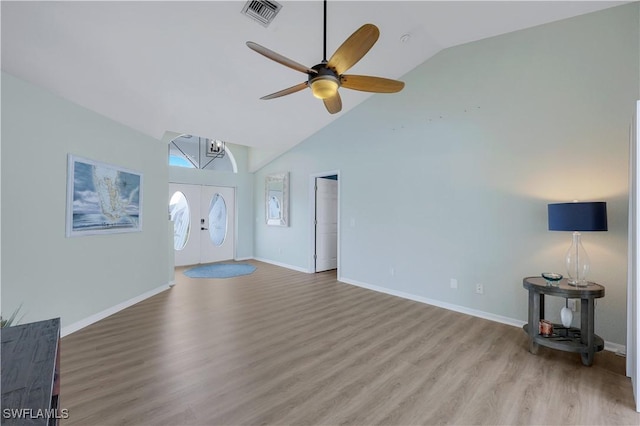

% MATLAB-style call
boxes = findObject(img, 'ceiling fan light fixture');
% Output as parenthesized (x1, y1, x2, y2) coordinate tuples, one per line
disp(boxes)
(310, 76, 339, 99)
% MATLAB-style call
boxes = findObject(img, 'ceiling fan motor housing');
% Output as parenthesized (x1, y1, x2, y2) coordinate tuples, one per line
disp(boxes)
(309, 64, 340, 99)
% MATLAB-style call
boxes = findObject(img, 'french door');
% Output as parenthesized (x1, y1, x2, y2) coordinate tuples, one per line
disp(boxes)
(169, 183, 235, 266)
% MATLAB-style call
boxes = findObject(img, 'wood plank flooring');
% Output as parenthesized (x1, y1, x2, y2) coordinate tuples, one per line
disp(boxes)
(60, 260, 639, 425)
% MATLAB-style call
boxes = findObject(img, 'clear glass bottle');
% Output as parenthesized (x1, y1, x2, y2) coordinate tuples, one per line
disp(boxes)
(566, 231, 589, 287)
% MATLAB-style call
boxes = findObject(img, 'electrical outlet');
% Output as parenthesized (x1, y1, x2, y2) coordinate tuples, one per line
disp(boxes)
(390, 267, 395, 276)
(475, 283, 484, 294)
(568, 299, 577, 312)
(450, 278, 458, 289)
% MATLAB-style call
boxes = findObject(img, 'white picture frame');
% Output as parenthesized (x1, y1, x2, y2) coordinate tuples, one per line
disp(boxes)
(265, 172, 289, 226)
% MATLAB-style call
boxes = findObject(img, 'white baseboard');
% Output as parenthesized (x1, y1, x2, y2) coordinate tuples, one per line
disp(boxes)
(605, 341, 626, 356)
(253, 257, 311, 273)
(61, 283, 171, 337)
(235, 256, 253, 261)
(339, 275, 626, 355)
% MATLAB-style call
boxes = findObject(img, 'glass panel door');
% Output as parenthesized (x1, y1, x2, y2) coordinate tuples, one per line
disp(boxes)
(208, 193, 228, 247)
(169, 184, 235, 266)
(169, 191, 190, 250)
(169, 183, 201, 266)
(200, 185, 234, 264)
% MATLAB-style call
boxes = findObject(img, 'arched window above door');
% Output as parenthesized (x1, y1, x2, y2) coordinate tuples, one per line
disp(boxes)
(168, 134, 237, 173)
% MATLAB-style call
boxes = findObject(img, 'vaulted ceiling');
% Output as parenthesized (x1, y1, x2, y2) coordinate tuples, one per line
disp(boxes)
(1, 1, 627, 170)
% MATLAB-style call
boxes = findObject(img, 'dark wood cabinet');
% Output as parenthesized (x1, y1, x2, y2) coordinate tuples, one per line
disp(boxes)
(1, 318, 62, 425)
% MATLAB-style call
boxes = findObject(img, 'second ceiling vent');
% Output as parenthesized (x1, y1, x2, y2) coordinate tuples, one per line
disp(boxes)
(241, 0, 282, 27)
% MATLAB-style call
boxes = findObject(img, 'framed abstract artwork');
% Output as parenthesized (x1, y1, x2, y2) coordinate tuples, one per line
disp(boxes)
(66, 155, 143, 237)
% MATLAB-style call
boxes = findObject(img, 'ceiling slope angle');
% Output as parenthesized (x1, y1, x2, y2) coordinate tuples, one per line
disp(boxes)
(0, 0, 628, 171)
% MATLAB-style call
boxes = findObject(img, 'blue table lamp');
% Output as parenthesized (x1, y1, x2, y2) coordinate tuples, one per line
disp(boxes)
(548, 201, 607, 287)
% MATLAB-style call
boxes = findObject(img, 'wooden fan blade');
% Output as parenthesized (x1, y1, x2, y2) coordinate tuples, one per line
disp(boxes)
(341, 75, 405, 93)
(247, 41, 317, 75)
(323, 92, 342, 114)
(260, 82, 309, 100)
(327, 24, 379, 75)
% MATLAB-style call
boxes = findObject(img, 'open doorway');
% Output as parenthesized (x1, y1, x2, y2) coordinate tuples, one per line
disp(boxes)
(310, 171, 339, 273)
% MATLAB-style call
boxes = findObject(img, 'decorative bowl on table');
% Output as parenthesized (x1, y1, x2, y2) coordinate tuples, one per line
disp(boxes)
(541, 272, 563, 286)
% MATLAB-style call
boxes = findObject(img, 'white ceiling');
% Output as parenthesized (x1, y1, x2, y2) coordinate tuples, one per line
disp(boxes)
(1, 1, 628, 160)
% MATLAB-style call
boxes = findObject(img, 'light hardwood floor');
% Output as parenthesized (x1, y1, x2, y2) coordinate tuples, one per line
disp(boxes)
(61, 261, 639, 425)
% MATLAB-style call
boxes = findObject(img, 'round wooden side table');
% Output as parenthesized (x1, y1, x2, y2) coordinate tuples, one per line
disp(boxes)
(522, 276, 605, 366)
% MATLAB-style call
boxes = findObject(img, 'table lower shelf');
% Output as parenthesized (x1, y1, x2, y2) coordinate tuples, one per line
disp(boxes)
(522, 324, 604, 353)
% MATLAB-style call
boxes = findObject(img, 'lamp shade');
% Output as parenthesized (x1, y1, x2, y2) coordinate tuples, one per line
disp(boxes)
(548, 202, 608, 232)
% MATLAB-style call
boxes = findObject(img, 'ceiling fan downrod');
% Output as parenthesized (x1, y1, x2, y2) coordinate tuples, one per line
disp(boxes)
(323, 0, 327, 63)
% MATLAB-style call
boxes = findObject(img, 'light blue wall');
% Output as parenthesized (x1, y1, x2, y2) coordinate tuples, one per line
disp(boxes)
(1, 3, 637, 348)
(254, 4, 640, 345)
(1, 72, 171, 329)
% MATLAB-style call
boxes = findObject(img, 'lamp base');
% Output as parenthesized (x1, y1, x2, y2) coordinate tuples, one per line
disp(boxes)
(565, 231, 590, 288)
(567, 280, 589, 287)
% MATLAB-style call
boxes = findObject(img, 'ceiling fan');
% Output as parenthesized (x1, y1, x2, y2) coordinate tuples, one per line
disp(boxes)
(246, 0, 405, 114)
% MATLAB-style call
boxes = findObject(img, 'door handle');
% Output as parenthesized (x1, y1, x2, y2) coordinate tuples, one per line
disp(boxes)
(201, 227, 208, 230)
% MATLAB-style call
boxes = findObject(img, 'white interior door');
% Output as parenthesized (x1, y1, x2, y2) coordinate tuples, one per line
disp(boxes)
(169, 183, 235, 266)
(315, 177, 338, 272)
(200, 185, 235, 263)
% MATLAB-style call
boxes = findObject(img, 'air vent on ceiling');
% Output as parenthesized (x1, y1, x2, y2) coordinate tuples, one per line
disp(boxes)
(241, 0, 282, 27)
